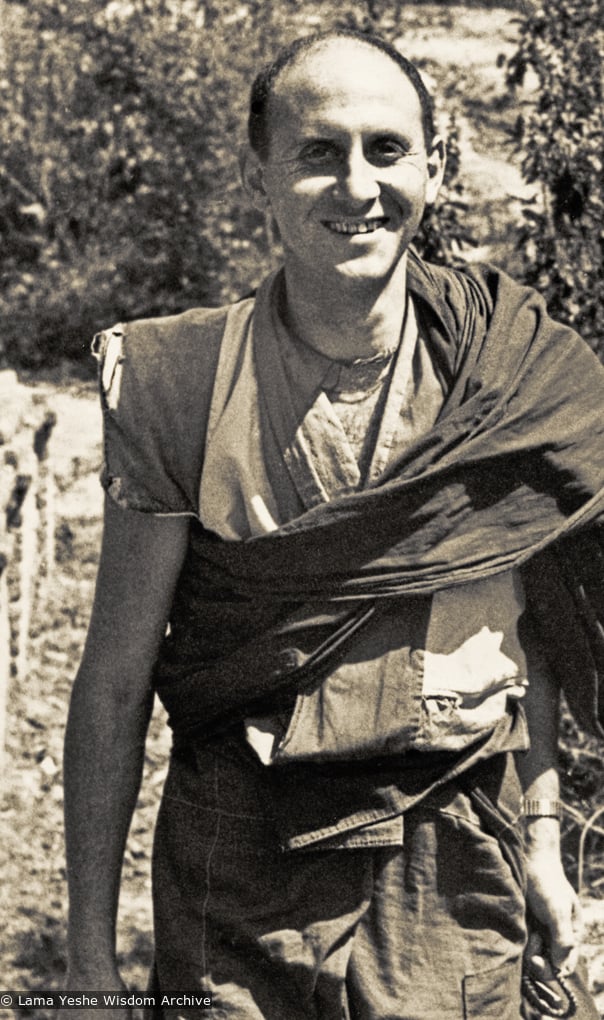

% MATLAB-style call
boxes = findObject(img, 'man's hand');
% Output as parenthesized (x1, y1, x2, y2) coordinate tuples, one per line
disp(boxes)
(58, 970, 132, 1020)
(525, 846, 583, 977)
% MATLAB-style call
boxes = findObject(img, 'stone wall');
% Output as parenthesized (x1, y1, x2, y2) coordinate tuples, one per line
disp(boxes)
(0, 371, 56, 764)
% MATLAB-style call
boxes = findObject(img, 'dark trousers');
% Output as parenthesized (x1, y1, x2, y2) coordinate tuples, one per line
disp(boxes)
(150, 745, 526, 1020)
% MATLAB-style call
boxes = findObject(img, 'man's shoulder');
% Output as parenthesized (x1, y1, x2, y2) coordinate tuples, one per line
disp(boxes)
(408, 249, 503, 313)
(94, 298, 255, 404)
(407, 250, 499, 365)
(120, 301, 238, 355)
(95, 300, 256, 514)
(408, 249, 542, 344)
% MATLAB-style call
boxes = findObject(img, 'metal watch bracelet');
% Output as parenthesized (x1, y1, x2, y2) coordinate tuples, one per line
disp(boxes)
(521, 798, 562, 819)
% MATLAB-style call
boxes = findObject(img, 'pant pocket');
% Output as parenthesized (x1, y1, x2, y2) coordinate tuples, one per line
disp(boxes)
(467, 784, 526, 893)
(463, 959, 522, 1019)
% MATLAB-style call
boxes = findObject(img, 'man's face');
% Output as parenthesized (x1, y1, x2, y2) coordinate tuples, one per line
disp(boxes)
(249, 39, 444, 290)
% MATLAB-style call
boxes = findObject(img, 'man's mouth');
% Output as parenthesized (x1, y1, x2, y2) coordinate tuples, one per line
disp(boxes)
(322, 217, 389, 236)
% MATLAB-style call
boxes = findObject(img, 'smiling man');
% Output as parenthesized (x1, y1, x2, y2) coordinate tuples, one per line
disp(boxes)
(247, 38, 442, 288)
(63, 30, 604, 1020)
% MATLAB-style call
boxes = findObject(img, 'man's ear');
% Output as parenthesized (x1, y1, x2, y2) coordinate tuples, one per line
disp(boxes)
(240, 147, 269, 210)
(425, 135, 446, 206)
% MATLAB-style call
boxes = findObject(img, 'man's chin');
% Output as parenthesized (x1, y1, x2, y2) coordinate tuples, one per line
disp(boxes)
(283, 245, 409, 291)
(331, 251, 407, 285)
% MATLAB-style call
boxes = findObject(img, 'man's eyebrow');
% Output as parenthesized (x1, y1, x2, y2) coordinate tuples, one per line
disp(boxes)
(297, 134, 340, 145)
(369, 127, 416, 141)
(295, 124, 344, 138)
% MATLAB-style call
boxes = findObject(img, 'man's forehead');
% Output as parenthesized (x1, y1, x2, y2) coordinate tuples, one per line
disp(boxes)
(271, 39, 424, 124)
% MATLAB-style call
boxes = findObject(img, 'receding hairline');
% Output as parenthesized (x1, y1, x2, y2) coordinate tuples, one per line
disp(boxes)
(273, 37, 422, 105)
(248, 30, 436, 161)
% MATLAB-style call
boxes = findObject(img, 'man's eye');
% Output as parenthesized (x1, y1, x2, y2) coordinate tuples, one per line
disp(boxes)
(299, 142, 338, 164)
(369, 139, 410, 163)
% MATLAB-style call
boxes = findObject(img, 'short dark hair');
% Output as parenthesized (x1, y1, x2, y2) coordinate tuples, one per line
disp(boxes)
(248, 29, 436, 161)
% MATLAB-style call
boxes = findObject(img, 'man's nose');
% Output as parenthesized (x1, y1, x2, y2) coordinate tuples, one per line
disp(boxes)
(337, 149, 380, 203)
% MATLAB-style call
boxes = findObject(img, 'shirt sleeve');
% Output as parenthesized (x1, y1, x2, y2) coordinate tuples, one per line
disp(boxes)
(92, 307, 226, 515)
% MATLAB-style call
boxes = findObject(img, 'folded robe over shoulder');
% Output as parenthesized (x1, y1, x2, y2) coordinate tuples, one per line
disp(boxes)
(99, 253, 604, 740)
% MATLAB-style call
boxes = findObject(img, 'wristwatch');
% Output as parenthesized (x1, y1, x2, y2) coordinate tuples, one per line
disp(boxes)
(521, 798, 562, 819)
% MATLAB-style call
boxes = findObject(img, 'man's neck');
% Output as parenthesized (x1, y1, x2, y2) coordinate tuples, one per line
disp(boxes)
(281, 256, 408, 362)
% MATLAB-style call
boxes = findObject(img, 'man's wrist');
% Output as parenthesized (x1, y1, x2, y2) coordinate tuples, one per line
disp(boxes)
(523, 815, 561, 854)
(66, 933, 121, 986)
(521, 795, 563, 853)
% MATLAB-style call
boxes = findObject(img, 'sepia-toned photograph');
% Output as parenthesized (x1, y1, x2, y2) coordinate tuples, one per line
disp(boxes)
(0, 1, 603, 1018)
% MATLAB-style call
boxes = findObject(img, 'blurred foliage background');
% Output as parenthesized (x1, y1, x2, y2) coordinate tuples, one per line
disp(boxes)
(506, 0, 603, 355)
(1, 0, 601, 369)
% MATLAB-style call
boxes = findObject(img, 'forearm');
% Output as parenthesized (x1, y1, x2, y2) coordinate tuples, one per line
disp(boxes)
(63, 670, 153, 980)
(516, 636, 561, 853)
(515, 621, 582, 972)
(62, 498, 189, 982)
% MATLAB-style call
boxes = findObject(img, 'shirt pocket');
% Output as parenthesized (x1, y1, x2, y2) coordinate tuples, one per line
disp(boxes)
(273, 645, 424, 764)
(414, 571, 529, 751)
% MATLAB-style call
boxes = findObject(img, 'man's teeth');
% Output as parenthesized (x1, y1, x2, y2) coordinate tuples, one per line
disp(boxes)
(325, 218, 387, 235)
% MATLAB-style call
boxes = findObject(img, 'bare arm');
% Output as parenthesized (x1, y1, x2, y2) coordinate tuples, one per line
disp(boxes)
(517, 630, 582, 976)
(63, 496, 189, 986)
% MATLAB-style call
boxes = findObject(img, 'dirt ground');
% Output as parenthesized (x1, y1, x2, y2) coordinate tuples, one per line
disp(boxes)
(1, 5, 603, 1016)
